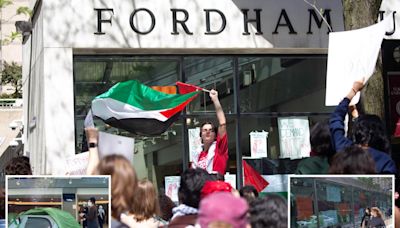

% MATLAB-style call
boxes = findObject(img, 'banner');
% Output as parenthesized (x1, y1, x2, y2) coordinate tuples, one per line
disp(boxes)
(278, 117, 311, 159)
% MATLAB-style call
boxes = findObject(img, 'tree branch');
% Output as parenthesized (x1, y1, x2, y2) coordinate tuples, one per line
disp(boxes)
(303, 0, 333, 32)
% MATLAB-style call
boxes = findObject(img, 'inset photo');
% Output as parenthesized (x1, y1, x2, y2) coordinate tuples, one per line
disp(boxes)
(289, 175, 394, 228)
(6, 176, 110, 228)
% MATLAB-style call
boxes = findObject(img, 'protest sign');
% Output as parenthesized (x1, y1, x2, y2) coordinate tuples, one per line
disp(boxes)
(98, 131, 134, 162)
(325, 17, 391, 106)
(278, 117, 311, 159)
(250, 131, 268, 158)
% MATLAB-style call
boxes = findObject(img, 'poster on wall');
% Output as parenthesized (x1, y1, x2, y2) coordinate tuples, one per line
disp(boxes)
(165, 176, 181, 203)
(295, 196, 313, 220)
(250, 131, 268, 158)
(188, 127, 202, 162)
(278, 117, 311, 159)
(326, 186, 341, 202)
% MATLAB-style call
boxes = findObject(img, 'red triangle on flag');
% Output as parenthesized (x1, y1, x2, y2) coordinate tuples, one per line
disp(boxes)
(176, 81, 204, 94)
(243, 160, 269, 192)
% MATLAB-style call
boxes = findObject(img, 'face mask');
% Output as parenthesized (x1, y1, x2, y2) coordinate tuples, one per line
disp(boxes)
(88, 201, 93, 207)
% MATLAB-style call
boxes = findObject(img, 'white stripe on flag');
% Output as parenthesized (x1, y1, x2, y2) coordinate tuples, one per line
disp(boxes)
(92, 98, 169, 122)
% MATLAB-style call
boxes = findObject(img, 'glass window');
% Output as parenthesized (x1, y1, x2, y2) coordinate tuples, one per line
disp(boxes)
(240, 116, 330, 181)
(74, 56, 182, 191)
(184, 57, 235, 115)
(316, 181, 352, 228)
(73, 55, 330, 192)
(237, 57, 332, 113)
(25, 217, 52, 228)
(290, 178, 316, 228)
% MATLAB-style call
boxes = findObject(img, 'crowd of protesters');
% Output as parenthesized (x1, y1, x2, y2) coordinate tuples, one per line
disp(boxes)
(2, 81, 399, 227)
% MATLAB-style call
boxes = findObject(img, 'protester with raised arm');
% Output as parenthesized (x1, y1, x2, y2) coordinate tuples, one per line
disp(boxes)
(329, 79, 397, 174)
(191, 89, 228, 175)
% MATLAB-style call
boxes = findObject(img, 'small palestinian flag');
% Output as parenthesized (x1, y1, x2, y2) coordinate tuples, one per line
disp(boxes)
(92, 80, 200, 136)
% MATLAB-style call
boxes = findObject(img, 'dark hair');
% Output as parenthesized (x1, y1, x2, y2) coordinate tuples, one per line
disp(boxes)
(178, 168, 212, 209)
(310, 120, 334, 159)
(158, 193, 175, 221)
(351, 115, 391, 153)
(90, 197, 96, 204)
(4, 156, 32, 175)
(200, 122, 218, 138)
(329, 146, 376, 174)
(249, 194, 288, 228)
(239, 185, 259, 204)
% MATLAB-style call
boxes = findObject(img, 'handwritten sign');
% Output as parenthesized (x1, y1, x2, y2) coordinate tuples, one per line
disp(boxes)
(188, 128, 202, 162)
(165, 176, 181, 203)
(66, 152, 89, 175)
(250, 131, 268, 158)
(278, 117, 311, 159)
(325, 17, 391, 106)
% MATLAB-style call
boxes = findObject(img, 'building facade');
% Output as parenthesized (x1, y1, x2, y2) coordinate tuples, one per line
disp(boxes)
(23, 0, 348, 191)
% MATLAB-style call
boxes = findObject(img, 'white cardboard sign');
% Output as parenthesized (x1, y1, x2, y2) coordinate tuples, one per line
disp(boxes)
(278, 117, 311, 159)
(250, 131, 268, 158)
(325, 17, 391, 106)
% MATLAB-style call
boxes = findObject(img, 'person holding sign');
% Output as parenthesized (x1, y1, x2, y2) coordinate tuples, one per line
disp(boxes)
(191, 89, 228, 175)
(329, 79, 397, 174)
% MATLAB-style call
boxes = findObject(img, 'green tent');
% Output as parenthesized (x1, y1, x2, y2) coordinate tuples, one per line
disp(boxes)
(10, 207, 80, 228)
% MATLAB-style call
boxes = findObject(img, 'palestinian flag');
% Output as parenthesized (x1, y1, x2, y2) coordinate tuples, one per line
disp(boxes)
(92, 80, 200, 136)
(243, 160, 269, 192)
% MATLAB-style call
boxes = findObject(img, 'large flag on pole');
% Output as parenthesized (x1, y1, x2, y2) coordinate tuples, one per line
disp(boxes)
(91, 80, 200, 136)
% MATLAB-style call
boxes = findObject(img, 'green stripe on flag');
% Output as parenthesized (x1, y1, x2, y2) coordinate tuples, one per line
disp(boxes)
(96, 80, 199, 111)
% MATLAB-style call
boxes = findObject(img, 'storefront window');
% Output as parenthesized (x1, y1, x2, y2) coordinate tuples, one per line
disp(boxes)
(73, 55, 330, 190)
(184, 57, 235, 115)
(290, 178, 316, 228)
(237, 57, 332, 113)
(316, 181, 352, 227)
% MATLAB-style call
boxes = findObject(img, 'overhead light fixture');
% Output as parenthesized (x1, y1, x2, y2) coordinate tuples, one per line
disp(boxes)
(68, 179, 72, 185)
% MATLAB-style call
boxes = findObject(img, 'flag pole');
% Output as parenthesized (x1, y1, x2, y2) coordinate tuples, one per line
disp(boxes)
(202, 88, 210, 93)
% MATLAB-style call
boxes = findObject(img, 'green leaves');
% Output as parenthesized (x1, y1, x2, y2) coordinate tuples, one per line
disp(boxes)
(16, 6, 32, 17)
(0, 0, 12, 9)
(1, 62, 22, 98)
